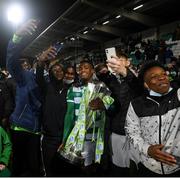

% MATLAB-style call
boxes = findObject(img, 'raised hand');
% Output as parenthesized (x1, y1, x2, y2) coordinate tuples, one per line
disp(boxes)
(38, 46, 57, 62)
(15, 19, 38, 37)
(89, 97, 105, 110)
(107, 55, 128, 77)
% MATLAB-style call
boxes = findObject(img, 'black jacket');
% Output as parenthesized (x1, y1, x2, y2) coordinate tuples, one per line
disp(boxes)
(0, 80, 13, 125)
(97, 70, 142, 135)
(36, 63, 68, 141)
(6, 77, 17, 109)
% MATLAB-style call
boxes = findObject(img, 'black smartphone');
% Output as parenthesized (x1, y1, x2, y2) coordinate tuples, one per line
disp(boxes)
(173, 155, 180, 165)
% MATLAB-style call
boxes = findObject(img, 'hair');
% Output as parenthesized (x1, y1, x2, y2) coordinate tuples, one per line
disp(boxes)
(94, 63, 108, 73)
(65, 65, 75, 72)
(49, 60, 64, 72)
(115, 49, 128, 59)
(79, 58, 94, 69)
(138, 60, 166, 83)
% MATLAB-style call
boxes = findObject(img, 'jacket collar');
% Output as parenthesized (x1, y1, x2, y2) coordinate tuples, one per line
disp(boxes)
(149, 87, 173, 97)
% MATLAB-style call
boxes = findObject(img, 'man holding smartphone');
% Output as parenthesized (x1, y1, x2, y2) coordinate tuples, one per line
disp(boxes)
(96, 51, 142, 176)
(6, 19, 42, 176)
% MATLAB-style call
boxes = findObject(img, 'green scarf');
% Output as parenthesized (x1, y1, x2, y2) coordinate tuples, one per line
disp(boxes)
(63, 83, 114, 163)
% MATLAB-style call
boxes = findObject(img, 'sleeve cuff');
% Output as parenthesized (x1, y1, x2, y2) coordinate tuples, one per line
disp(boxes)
(142, 143, 151, 157)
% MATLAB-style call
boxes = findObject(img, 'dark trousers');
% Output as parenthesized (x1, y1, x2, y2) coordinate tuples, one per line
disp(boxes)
(109, 163, 130, 177)
(42, 136, 62, 176)
(138, 163, 180, 177)
(42, 135, 82, 176)
(11, 129, 41, 176)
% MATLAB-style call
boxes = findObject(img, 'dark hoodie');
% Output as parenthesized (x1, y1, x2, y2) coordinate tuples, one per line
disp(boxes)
(97, 70, 142, 135)
(36, 62, 68, 141)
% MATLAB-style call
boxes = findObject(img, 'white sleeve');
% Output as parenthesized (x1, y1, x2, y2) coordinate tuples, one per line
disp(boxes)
(125, 102, 151, 157)
(177, 88, 180, 101)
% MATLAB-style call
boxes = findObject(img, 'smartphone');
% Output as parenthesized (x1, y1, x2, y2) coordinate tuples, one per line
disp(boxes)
(172, 155, 180, 165)
(105, 47, 117, 73)
(105, 47, 116, 61)
(53, 42, 63, 53)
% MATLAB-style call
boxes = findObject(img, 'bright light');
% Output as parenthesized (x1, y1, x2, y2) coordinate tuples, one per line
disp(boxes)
(83, 31, 88, 34)
(102, 20, 109, 25)
(7, 4, 24, 24)
(116, 15, 121, 19)
(133, 4, 143, 11)
(70, 37, 75, 41)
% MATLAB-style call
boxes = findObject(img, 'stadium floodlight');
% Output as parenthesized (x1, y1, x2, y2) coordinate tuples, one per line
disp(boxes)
(102, 20, 109, 25)
(116, 15, 121, 19)
(133, 4, 143, 11)
(83, 31, 88, 34)
(7, 4, 25, 24)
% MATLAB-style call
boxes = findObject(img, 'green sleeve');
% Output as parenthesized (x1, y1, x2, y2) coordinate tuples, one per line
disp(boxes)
(62, 88, 75, 143)
(0, 127, 12, 166)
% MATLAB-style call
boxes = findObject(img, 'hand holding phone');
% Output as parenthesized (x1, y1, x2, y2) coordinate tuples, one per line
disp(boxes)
(105, 47, 116, 61)
(38, 46, 57, 62)
(106, 54, 128, 77)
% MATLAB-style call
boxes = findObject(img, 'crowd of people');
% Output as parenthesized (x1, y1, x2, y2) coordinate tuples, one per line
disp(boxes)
(0, 19, 180, 177)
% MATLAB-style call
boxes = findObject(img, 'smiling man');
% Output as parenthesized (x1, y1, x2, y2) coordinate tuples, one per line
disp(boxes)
(125, 60, 180, 176)
(59, 59, 114, 176)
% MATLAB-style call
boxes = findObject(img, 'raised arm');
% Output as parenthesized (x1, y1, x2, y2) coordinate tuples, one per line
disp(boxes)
(6, 19, 38, 85)
(36, 46, 57, 93)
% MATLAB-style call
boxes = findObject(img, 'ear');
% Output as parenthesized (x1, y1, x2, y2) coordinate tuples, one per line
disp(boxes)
(144, 82, 149, 89)
(126, 60, 130, 67)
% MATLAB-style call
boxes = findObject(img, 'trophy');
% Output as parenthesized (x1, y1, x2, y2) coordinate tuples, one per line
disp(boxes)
(58, 82, 111, 165)
(58, 145, 84, 165)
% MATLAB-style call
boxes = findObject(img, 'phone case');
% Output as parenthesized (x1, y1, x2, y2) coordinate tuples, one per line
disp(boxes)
(53, 43, 63, 53)
(105, 47, 116, 61)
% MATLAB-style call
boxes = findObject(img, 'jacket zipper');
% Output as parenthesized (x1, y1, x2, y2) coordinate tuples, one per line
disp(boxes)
(18, 104, 27, 119)
(18, 104, 38, 132)
(158, 105, 165, 174)
(146, 97, 165, 174)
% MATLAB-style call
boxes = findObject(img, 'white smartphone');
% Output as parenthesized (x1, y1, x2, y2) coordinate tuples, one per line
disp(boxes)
(105, 47, 116, 61)
(105, 47, 117, 73)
